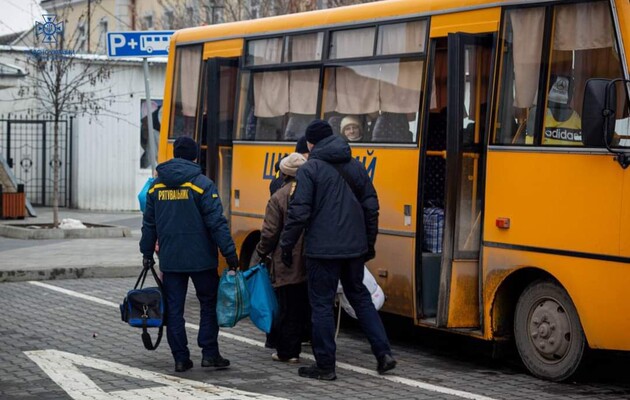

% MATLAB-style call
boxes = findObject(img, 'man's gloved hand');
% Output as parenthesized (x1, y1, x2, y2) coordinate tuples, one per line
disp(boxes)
(281, 247, 293, 268)
(226, 255, 239, 271)
(143, 256, 155, 269)
(365, 245, 376, 262)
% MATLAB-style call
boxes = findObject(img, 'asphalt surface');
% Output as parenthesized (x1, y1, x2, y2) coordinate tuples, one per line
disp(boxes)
(1, 208, 629, 399)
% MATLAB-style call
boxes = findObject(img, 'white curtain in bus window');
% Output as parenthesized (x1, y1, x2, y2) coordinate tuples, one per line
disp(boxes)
(334, 65, 380, 114)
(379, 61, 423, 113)
(377, 20, 427, 55)
(548, 0, 619, 142)
(247, 38, 283, 66)
(253, 71, 289, 117)
(553, 2, 612, 52)
(287, 33, 324, 62)
(510, 8, 545, 109)
(329, 27, 375, 59)
(171, 45, 202, 139)
(289, 69, 319, 114)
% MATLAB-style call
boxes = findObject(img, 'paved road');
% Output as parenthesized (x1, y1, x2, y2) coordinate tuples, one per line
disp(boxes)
(1, 278, 629, 400)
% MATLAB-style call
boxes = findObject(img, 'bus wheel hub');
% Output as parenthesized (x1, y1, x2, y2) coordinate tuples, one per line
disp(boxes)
(529, 299, 571, 361)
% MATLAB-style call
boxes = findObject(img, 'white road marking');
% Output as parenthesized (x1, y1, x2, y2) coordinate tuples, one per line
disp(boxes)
(25, 349, 286, 399)
(29, 280, 498, 400)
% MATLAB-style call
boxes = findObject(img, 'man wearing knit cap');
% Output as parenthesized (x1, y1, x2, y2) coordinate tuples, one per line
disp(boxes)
(269, 136, 311, 196)
(256, 152, 309, 364)
(140, 136, 239, 373)
(280, 120, 396, 380)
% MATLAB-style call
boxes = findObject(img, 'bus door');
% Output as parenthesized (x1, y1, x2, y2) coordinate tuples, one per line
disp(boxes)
(200, 57, 239, 218)
(438, 33, 494, 328)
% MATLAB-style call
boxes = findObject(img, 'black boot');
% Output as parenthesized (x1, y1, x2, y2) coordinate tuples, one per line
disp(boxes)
(298, 364, 336, 381)
(175, 359, 193, 372)
(202, 355, 230, 369)
(377, 354, 397, 374)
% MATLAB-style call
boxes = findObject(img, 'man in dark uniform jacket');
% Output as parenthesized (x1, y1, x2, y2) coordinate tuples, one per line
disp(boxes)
(140, 136, 239, 373)
(279, 120, 396, 380)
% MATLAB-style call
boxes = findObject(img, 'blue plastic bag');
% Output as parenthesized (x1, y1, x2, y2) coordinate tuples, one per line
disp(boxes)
(138, 177, 155, 213)
(243, 263, 278, 333)
(217, 269, 251, 328)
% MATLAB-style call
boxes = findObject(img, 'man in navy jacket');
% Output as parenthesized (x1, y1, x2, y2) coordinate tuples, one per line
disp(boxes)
(140, 136, 238, 372)
(280, 120, 396, 380)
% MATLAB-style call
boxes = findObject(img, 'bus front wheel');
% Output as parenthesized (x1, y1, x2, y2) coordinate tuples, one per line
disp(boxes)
(514, 280, 585, 381)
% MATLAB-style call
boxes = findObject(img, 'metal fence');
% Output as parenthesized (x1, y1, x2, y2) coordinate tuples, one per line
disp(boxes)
(0, 115, 72, 207)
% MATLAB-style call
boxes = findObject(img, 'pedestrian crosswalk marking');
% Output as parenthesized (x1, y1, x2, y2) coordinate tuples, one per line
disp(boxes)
(28, 281, 497, 400)
(25, 349, 287, 400)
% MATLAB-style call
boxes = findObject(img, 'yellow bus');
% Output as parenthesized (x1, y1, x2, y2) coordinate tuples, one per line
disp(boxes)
(157, 0, 630, 381)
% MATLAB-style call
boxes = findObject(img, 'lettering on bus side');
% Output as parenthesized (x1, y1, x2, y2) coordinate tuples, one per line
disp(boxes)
(263, 152, 288, 180)
(262, 150, 377, 181)
(356, 149, 377, 182)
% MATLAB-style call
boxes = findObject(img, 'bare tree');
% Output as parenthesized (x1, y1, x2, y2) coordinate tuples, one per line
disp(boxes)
(153, 0, 379, 28)
(14, 2, 112, 227)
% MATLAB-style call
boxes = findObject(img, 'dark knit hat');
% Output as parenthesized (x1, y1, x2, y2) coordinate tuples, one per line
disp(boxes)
(295, 136, 309, 154)
(305, 120, 333, 145)
(173, 136, 198, 161)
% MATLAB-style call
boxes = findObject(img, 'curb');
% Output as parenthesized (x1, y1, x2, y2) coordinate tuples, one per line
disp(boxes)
(0, 265, 143, 283)
(0, 224, 132, 240)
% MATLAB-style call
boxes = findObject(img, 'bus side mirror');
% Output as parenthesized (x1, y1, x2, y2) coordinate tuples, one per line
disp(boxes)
(582, 78, 617, 147)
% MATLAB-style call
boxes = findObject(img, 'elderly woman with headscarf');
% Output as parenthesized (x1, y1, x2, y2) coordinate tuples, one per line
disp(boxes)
(255, 152, 309, 364)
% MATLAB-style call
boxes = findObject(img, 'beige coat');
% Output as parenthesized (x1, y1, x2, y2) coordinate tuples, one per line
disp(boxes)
(255, 177, 306, 288)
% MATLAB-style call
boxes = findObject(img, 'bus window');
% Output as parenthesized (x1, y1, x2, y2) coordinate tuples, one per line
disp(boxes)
(329, 27, 376, 59)
(493, 7, 546, 145)
(539, 1, 622, 146)
(285, 32, 324, 62)
(246, 37, 283, 66)
(237, 68, 319, 141)
(169, 45, 202, 139)
(377, 20, 427, 56)
(322, 60, 423, 143)
(495, 2, 625, 147)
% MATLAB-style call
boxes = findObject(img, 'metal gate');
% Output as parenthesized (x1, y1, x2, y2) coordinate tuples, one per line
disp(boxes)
(0, 116, 72, 206)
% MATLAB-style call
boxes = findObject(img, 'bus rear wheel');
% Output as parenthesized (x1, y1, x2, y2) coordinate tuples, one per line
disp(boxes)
(514, 280, 585, 381)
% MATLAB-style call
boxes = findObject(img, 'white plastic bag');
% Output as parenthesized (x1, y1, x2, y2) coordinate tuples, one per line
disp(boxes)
(337, 266, 385, 319)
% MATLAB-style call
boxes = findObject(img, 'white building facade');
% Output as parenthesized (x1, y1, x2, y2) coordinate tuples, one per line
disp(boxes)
(0, 46, 167, 211)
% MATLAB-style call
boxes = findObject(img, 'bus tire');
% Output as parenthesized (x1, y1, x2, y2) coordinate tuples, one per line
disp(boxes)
(514, 279, 585, 381)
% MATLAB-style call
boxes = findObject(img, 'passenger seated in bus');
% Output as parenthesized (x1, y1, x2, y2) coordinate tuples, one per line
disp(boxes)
(340, 115, 364, 142)
(526, 75, 582, 146)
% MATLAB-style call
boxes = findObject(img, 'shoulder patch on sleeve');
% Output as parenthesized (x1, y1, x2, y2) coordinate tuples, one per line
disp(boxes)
(181, 182, 204, 194)
(148, 183, 166, 194)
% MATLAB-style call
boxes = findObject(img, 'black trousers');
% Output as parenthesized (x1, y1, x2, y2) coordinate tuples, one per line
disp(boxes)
(307, 257, 391, 370)
(275, 282, 309, 359)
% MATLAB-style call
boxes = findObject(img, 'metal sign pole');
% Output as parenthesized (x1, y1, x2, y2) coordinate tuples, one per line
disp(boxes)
(142, 57, 157, 172)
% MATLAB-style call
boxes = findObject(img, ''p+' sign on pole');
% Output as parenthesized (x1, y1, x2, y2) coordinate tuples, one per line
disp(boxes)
(107, 31, 175, 172)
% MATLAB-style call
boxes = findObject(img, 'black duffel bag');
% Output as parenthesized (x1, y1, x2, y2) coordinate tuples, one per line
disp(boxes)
(120, 263, 165, 350)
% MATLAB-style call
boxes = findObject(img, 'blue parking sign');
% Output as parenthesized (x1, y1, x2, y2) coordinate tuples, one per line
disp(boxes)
(107, 31, 175, 57)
